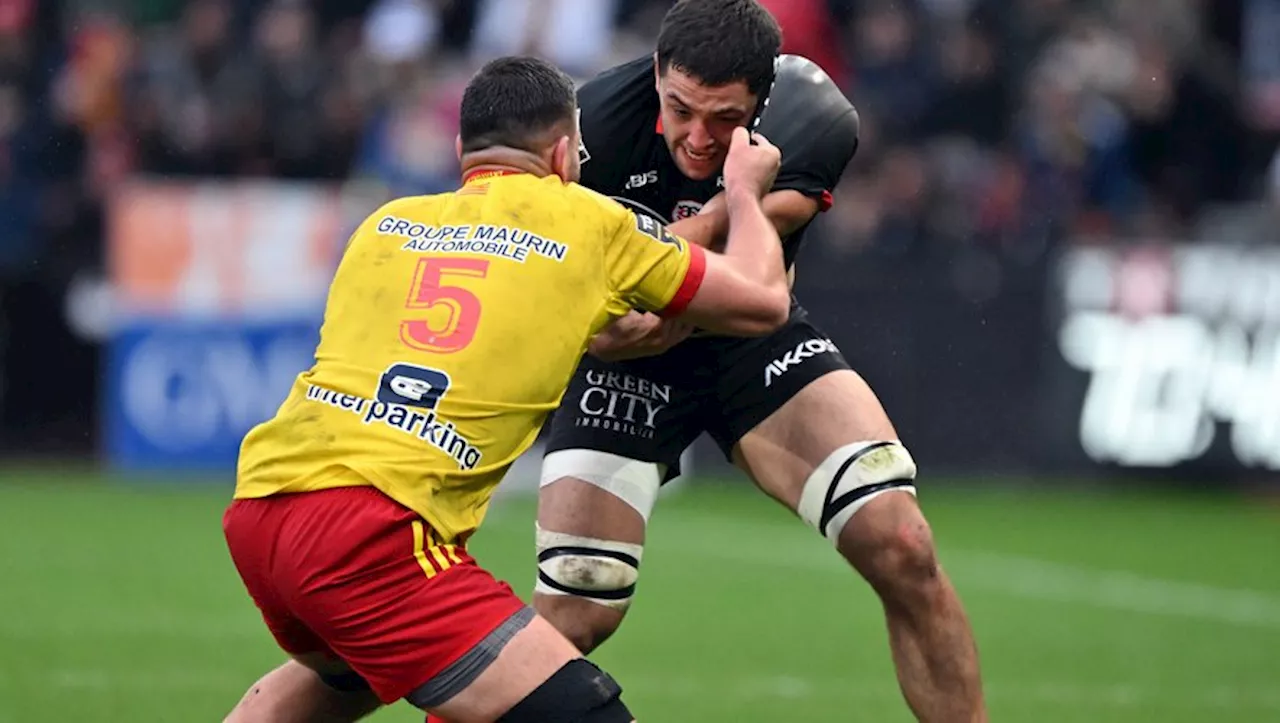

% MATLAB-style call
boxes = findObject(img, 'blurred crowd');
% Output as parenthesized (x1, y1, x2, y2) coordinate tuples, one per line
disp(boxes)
(2, 0, 1280, 282)
(820, 0, 1280, 265)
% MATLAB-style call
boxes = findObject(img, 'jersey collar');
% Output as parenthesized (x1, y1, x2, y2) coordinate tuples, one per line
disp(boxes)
(462, 167, 525, 184)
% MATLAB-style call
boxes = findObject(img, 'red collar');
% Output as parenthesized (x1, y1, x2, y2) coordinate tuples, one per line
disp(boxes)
(655, 114, 664, 134)
(462, 167, 524, 184)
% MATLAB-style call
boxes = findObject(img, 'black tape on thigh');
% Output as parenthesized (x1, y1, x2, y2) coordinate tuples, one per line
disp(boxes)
(497, 658, 625, 722)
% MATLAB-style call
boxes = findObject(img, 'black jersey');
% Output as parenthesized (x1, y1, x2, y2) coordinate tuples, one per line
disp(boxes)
(575, 54, 860, 269)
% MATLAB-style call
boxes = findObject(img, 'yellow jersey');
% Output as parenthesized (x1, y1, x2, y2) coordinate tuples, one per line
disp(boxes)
(234, 170, 705, 542)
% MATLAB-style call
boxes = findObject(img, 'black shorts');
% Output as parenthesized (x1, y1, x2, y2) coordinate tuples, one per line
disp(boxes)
(544, 304, 851, 480)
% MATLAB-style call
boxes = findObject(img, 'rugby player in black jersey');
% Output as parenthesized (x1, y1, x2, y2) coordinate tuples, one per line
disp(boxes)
(533, 1, 987, 721)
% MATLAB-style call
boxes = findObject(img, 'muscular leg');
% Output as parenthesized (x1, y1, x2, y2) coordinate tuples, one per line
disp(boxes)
(533, 451, 663, 653)
(422, 611, 594, 722)
(227, 615, 623, 723)
(224, 654, 380, 723)
(734, 370, 987, 723)
(531, 343, 706, 655)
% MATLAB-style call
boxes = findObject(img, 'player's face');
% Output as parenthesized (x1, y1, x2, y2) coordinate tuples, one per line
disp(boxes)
(655, 64, 757, 180)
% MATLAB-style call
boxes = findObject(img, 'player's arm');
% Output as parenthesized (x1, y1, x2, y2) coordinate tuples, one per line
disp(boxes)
(673, 190, 820, 250)
(606, 128, 790, 336)
(673, 169, 790, 334)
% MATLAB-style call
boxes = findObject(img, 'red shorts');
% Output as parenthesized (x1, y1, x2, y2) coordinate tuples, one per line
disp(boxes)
(222, 486, 526, 704)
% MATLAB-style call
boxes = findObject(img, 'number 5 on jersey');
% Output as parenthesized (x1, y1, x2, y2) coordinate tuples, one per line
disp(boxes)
(401, 257, 490, 354)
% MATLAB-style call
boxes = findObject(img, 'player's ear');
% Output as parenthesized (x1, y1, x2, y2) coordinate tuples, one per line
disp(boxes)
(455, 135, 462, 161)
(551, 135, 572, 182)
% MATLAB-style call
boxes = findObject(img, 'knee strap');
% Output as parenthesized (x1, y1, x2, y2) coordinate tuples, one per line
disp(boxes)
(534, 525, 644, 612)
(798, 441, 918, 543)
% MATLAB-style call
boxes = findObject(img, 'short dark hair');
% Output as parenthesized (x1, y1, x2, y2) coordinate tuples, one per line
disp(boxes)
(459, 56, 577, 154)
(656, 0, 781, 96)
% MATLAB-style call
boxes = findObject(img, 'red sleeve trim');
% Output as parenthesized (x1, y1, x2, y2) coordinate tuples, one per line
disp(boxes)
(658, 244, 706, 318)
(819, 189, 834, 212)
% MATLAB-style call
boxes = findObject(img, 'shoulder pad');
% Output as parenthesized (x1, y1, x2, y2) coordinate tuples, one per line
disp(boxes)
(757, 55, 858, 147)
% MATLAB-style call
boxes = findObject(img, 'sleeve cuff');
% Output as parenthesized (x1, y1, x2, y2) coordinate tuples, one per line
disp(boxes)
(657, 245, 707, 318)
(772, 181, 835, 212)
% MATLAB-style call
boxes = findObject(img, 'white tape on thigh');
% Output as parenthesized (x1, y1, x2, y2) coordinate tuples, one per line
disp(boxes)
(797, 441, 918, 544)
(535, 525, 644, 611)
(540, 449, 665, 522)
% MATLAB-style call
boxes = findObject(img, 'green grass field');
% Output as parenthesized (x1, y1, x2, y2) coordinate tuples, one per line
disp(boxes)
(1, 473, 1277, 722)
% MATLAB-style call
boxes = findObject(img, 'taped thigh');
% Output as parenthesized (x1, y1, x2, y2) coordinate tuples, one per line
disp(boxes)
(540, 449, 665, 522)
(497, 658, 631, 722)
(798, 441, 918, 543)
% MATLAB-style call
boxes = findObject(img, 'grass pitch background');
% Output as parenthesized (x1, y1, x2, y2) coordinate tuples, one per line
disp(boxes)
(1, 472, 1277, 722)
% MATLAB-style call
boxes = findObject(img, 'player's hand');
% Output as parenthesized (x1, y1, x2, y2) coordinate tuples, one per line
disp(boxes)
(587, 311, 695, 362)
(722, 126, 780, 199)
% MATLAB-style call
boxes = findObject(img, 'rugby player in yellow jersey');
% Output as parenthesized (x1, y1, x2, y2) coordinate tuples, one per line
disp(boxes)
(221, 56, 790, 723)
